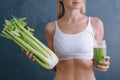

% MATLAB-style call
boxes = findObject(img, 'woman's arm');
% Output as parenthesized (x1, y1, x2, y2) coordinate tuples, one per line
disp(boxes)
(91, 17, 110, 72)
(44, 22, 57, 71)
(91, 17, 104, 43)
(44, 22, 55, 52)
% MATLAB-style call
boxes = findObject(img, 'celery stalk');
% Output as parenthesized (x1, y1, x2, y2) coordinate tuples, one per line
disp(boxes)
(0, 16, 58, 69)
(5, 30, 48, 63)
(13, 17, 54, 56)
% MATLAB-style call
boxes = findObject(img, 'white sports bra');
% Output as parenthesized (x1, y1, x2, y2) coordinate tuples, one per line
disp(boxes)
(53, 17, 95, 60)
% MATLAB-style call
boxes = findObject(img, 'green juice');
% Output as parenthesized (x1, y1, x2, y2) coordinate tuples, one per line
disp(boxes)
(94, 47, 106, 66)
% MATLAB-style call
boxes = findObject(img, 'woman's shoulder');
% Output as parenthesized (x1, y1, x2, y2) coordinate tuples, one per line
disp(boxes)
(90, 17, 104, 41)
(90, 17, 104, 28)
(44, 21, 56, 36)
(45, 21, 56, 30)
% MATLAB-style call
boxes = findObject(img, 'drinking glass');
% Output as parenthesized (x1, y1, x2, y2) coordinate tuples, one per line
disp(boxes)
(93, 40, 107, 66)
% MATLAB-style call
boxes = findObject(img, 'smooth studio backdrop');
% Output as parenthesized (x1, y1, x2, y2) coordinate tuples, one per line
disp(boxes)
(0, 0, 120, 80)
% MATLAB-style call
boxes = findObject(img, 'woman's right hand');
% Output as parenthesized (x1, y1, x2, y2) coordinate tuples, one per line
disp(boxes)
(21, 48, 35, 61)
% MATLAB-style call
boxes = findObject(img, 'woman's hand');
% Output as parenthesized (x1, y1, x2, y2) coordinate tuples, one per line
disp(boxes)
(21, 48, 35, 61)
(94, 56, 110, 72)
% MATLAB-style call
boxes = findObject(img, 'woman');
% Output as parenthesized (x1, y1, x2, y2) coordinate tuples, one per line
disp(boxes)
(22, 0, 110, 80)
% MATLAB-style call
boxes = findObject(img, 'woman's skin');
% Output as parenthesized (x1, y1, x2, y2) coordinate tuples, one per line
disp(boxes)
(22, 0, 110, 80)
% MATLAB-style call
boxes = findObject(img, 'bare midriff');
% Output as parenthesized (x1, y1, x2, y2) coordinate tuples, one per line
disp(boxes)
(54, 58, 94, 80)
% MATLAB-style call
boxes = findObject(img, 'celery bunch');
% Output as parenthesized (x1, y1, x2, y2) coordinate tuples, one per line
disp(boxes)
(0, 16, 58, 69)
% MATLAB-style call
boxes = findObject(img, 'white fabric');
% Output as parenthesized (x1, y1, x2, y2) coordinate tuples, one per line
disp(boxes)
(53, 17, 95, 60)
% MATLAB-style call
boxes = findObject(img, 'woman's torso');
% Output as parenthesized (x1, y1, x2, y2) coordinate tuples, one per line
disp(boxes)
(54, 59, 94, 80)
(53, 16, 95, 80)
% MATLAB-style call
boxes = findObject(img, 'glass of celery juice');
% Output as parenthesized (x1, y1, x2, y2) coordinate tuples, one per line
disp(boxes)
(93, 40, 107, 66)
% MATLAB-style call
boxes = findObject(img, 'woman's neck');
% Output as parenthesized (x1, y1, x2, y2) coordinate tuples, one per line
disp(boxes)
(61, 9, 85, 23)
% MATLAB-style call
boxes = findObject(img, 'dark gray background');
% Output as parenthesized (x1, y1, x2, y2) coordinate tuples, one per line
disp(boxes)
(0, 0, 120, 80)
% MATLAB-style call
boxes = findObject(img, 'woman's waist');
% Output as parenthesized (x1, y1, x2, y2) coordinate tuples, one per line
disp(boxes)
(55, 59, 94, 80)
(56, 58, 93, 72)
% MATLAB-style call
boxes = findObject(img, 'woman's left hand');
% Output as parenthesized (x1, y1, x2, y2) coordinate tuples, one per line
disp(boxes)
(94, 56, 110, 72)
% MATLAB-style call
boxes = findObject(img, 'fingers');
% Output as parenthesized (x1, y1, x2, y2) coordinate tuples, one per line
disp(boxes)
(29, 53, 35, 61)
(21, 48, 35, 61)
(32, 57, 35, 61)
(95, 56, 111, 72)
(21, 48, 26, 53)
(99, 60, 110, 66)
(104, 56, 110, 61)
(96, 64, 109, 72)
(99, 56, 110, 67)
(95, 65, 109, 72)
(25, 51, 30, 56)
(97, 65, 109, 69)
